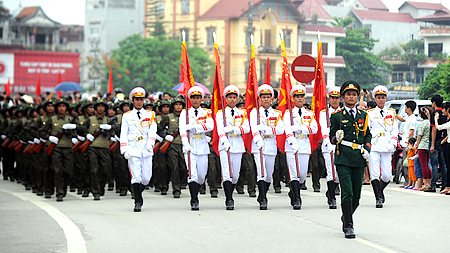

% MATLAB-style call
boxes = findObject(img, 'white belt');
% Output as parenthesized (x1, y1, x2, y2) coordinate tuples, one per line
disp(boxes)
(341, 140, 363, 150)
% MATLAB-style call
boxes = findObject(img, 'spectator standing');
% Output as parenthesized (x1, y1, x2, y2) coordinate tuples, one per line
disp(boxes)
(415, 107, 432, 191)
(405, 138, 417, 189)
(434, 102, 450, 194)
(428, 95, 447, 192)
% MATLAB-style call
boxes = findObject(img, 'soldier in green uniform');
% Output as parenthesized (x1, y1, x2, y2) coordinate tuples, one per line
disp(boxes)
(106, 102, 117, 191)
(4, 106, 17, 182)
(0, 104, 9, 181)
(112, 100, 130, 196)
(152, 99, 171, 192)
(67, 103, 80, 193)
(329, 81, 371, 239)
(158, 97, 186, 198)
(38, 98, 79, 202)
(77, 101, 94, 197)
(79, 99, 116, 201)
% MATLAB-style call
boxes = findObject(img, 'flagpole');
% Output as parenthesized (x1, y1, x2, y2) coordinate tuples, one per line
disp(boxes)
(213, 33, 233, 178)
(182, 30, 192, 179)
(280, 30, 300, 179)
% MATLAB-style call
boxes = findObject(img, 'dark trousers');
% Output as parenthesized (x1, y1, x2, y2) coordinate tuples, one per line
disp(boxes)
(153, 149, 168, 191)
(237, 151, 257, 194)
(430, 141, 447, 188)
(86, 147, 111, 198)
(2, 147, 14, 179)
(40, 150, 54, 195)
(51, 148, 74, 198)
(336, 165, 364, 208)
(273, 149, 286, 190)
(113, 149, 129, 191)
(166, 143, 186, 195)
(207, 146, 220, 194)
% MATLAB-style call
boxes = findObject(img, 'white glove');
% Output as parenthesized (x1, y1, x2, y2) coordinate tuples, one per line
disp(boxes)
(255, 139, 264, 150)
(124, 151, 131, 159)
(49, 136, 58, 144)
(361, 148, 369, 160)
(86, 134, 94, 142)
(146, 141, 154, 152)
(40, 138, 45, 143)
(19, 140, 25, 144)
(78, 135, 85, 141)
(156, 134, 163, 142)
(257, 125, 270, 134)
(1, 135, 6, 140)
(223, 141, 231, 151)
(205, 136, 211, 142)
(62, 123, 76, 130)
(186, 124, 196, 131)
(28, 140, 33, 144)
(72, 138, 78, 145)
(34, 138, 40, 144)
(183, 144, 193, 153)
(115, 135, 119, 141)
(110, 137, 116, 142)
(336, 130, 344, 143)
(165, 135, 174, 142)
(290, 142, 299, 153)
(100, 124, 111, 130)
(129, 134, 137, 141)
(223, 126, 234, 133)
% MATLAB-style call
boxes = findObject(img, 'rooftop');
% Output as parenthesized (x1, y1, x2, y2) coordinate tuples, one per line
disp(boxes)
(358, 0, 389, 11)
(399, 1, 449, 11)
(304, 24, 345, 34)
(15, 6, 38, 20)
(352, 9, 417, 23)
(297, 0, 332, 20)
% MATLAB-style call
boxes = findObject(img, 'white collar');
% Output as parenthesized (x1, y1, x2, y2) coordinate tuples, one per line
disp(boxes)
(344, 105, 356, 114)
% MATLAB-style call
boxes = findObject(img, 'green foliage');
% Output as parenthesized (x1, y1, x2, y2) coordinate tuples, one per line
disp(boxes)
(147, 0, 166, 38)
(400, 40, 427, 65)
(379, 46, 402, 57)
(431, 52, 449, 62)
(311, 13, 319, 24)
(419, 62, 450, 100)
(101, 34, 213, 95)
(331, 16, 353, 28)
(335, 28, 392, 89)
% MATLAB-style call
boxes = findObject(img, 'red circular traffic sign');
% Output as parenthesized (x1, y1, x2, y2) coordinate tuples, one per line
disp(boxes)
(291, 55, 316, 83)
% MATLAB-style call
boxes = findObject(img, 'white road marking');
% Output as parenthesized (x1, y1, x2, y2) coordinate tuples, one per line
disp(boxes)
(355, 238, 398, 253)
(1, 189, 87, 253)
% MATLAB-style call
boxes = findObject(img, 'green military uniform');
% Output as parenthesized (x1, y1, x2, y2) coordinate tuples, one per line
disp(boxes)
(329, 81, 371, 239)
(77, 101, 93, 197)
(206, 137, 220, 197)
(112, 112, 130, 196)
(11, 106, 27, 185)
(3, 106, 16, 182)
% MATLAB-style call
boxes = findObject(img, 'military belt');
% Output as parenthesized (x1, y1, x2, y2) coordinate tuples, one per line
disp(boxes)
(262, 135, 275, 139)
(341, 140, 363, 150)
(295, 133, 309, 139)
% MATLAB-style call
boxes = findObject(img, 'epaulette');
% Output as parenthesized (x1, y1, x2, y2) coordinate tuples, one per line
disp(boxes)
(332, 108, 342, 114)
(274, 109, 281, 113)
(321, 109, 326, 112)
(218, 109, 223, 112)
(388, 108, 395, 111)
(307, 109, 313, 112)
(146, 109, 152, 112)
(124, 111, 132, 114)
(367, 108, 375, 112)
(238, 108, 245, 111)
(205, 108, 211, 111)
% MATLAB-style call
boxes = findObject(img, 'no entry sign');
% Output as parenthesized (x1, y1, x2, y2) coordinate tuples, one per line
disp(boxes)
(291, 55, 316, 83)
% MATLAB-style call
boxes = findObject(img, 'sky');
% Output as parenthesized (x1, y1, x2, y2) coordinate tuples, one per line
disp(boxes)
(1, 0, 448, 26)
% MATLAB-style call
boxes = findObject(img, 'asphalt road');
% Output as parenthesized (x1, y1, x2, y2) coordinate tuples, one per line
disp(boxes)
(0, 177, 448, 253)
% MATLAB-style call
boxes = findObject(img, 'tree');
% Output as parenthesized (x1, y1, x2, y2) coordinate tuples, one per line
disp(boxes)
(335, 28, 392, 89)
(418, 62, 450, 100)
(331, 16, 353, 27)
(102, 34, 213, 95)
(146, 1, 166, 38)
(401, 40, 427, 66)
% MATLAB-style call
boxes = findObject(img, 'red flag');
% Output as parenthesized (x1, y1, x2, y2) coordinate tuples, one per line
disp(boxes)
(5, 78, 10, 97)
(107, 68, 113, 94)
(264, 58, 270, 84)
(243, 41, 258, 152)
(35, 75, 41, 103)
(57, 71, 62, 99)
(277, 39, 294, 152)
(310, 40, 327, 152)
(181, 40, 195, 108)
(211, 42, 225, 155)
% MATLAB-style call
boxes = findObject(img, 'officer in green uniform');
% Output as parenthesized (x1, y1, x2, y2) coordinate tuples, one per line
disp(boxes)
(329, 81, 371, 239)
(158, 97, 186, 198)
(67, 103, 80, 193)
(38, 98, 79, 202)
(112, 100, 129, 196)
(80, 99, 115, 201)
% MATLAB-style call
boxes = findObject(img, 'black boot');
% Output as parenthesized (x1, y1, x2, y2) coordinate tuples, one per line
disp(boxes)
(188, 182, 199, 211)
(223, 181, 234, 210)
(291, 181, 302, 210)
(371, 180, 383, 208)
(139, 184, 146, 206)
(257, 181, 267, 210)
(380, 180, 389, 203)
(335, 183, 340, 196)
(341, 201, 355, 239)
(132, 183, 142, 212)
(326, 181, 337, 209)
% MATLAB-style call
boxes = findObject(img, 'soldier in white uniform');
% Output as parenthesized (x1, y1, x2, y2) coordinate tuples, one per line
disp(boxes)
(120, 87, 157, 212)
(216, 85, 250, 210)
(180, 86, 214, 211)
(284, 84, 318, 210)
(250, 84, 284, 210)
(367, 85, 398, 208)
(319, 86, 341, 209)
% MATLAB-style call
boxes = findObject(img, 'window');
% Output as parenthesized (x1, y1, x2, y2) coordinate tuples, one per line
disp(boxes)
(301, 41, 312, 54)
(90, 22, 101, 35)
(392, 72, 404, 83)
(206, 27, 215, 46)
(156, 2, 165, 15)
(322, 42, 328, 56)
(284, 30, 291, 48)
(181, 0, 189, 14)
(181, 29, 189, 43)
(428, 43, 443, 57)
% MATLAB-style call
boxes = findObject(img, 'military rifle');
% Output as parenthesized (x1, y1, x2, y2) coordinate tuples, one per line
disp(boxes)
(44, 117, 78, 156)
(79, 117, 117, 153)
(160, 129, 179, 154)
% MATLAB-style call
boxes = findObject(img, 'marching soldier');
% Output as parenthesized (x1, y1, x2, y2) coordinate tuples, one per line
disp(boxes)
(250, 84, 284, 210)
(284, 84, 318, 210)
(112, 100, 131, 196)
(329, 81, 372, 239)
(153, 99, 171, 193)
(78, 101, 94, 197)
(158, 97, 186, 198)
(320, 87, 342, 209)
(120, 87, 157, 212)
(216, 85, 250, 210)
(368, 85, 398, 208)
(38, 98, 79, 202)
(180, 86, 214, 211)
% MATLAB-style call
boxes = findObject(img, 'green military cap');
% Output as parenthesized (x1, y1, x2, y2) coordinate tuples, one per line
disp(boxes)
(28, 104, 37, 117)
(144, 100, 153, 108)
(80, 100, 93, 114)
(237, 98, 245, 106)
(119, 99, 131, 111)
(42, 99, 55, 113)
(54, 98, 70, 109)
(158, 99, 170, 110)
(93, 99, 109, 110)
(2, 103, 9, 110)
(14, 106, 23, 116)
(340, 80, 360, 96)
(74, 102, 82, 111)
(200, 100, 210, 109)
(271, 98, 279, 108)
(36, 102, 43, 111)
(171, 96, 185, 107)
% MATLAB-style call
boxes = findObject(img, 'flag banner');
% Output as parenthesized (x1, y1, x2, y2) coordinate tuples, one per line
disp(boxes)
(243, 41, 258, 152)
(211, 42, 225, 156)
(108, 68, 113, 94)
(181, 41, 195, 109)
(277, 40, 293, 153)
(35, 75, 41, 103)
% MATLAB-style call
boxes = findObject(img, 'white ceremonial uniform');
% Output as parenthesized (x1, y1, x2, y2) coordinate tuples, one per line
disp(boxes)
(284, 106, 318, 183)
(250, 106, 284, 182)
(368, 106, 398, 182)
(320, 107, 340, 183)
(180, 107, 214, 185)
(216, 106, 250, 184)
(120, 108, 157, 185)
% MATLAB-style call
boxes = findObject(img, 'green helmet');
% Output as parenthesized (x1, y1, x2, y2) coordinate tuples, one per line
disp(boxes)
(119, 99, 132, 112)
(158, 99, 171, 109)
(54, 98, 70, 109)
(80, 100, 93, 114)
(237, 98, 245, 106)
(144, 100, 153, 108)
(93, 99, 109, 110)
(271, 98, 279, 108)
(171, 97, 185, 108)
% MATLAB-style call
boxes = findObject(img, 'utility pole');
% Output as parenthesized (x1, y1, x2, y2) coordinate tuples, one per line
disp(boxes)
(246, 2, 255, 76)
